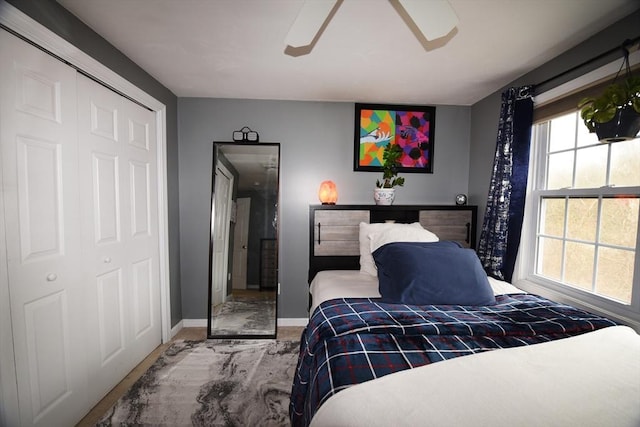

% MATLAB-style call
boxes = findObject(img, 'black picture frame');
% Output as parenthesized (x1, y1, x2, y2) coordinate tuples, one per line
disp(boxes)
(353, 103, 435, 173)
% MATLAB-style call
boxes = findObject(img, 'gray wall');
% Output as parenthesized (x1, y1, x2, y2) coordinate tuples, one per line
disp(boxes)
(469, 10, 640, 244)
(15, 0, 638, 322)
(178, 99, 471, 319)
(7, 0, 184, 326)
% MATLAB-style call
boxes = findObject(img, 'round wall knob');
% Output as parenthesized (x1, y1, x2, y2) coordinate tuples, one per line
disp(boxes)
(104, 257, 112, 263)
(46, 273, 57, 281)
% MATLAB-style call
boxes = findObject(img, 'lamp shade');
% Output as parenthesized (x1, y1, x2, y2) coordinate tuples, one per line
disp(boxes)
(318, 180, 337, 205)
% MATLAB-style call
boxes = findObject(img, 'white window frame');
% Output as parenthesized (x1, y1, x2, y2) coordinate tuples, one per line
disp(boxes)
(515, 51, 640, 331)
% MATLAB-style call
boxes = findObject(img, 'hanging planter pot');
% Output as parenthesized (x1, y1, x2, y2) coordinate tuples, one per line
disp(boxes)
(578, 40, 640, 143)
(594, 106, 640, 142)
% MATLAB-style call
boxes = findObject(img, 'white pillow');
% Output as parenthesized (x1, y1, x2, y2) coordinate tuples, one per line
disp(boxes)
(359, 222, 438, 276)
(369, 225, 439, 253)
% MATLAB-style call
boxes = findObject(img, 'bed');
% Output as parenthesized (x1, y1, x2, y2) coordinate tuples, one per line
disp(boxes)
(289, 205, 640, 427)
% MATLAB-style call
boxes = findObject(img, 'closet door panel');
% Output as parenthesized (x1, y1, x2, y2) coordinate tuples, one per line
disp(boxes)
(77, 75, 160, 402)
(0, 31, 88, 427)
(16, 136, 64, 261)
(86, 123, 127, 372)
(23, 291, 70, 413)
(92, 152, 121, 244)
(77, 76, 131, 401)
(130, 160, 150, 236)
(95, 268, 125, 364)
(121, 95, 160, 363)
(131, 257, 153, 337)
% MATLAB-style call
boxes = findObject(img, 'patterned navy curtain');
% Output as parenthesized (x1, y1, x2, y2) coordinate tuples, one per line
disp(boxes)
(477, 86, 534, 282)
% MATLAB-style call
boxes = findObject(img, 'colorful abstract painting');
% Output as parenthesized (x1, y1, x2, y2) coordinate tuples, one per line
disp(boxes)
(354, 103, 435, 173)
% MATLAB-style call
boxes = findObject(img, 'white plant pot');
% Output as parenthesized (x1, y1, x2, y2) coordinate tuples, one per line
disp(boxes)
(374, 188, 395, 205)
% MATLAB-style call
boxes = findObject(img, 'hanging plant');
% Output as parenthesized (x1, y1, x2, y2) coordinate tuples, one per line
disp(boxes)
(577, 41, 640, 142)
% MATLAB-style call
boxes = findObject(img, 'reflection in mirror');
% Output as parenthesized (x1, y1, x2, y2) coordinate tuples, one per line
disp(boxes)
(208, 142, 279, 339)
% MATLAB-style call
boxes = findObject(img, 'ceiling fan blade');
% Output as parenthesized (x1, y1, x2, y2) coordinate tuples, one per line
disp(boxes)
(285, 0, 339, 48)
(397, 0, 458, 41)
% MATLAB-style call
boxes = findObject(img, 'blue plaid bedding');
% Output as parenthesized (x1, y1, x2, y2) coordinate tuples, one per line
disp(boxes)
(289, 294, 617, 427)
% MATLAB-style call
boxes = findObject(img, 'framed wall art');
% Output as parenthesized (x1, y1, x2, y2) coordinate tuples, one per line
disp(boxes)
(353, 103, 435, 173)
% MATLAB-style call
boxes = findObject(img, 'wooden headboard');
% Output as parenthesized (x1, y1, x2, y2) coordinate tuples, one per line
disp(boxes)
(308, 204, 477, 282)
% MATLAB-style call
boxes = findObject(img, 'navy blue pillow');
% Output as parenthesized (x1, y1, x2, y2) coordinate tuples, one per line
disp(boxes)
(372, 241, 496, 306)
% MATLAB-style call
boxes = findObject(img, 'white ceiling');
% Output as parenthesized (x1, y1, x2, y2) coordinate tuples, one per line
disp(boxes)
(56, 0, 639, 106)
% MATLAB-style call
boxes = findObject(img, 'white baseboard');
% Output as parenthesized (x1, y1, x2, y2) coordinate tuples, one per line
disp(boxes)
(179, 318, 309, 328)
(169, 320, 184, 340)
(182, 319, 208, 328)
(277, 318, 309, 327)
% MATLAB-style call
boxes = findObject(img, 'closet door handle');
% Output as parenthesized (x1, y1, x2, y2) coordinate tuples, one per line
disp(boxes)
(46, 273, 57, 282)
(465, 222, 471, 244)
(317, 222, 321, 244)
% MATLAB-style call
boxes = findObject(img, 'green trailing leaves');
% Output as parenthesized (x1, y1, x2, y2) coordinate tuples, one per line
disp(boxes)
(376, 143, 405, 188)
(578, 76, 640, 132)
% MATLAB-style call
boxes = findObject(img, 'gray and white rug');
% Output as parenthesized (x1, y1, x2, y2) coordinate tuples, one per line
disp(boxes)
(97, 339, 300, 426)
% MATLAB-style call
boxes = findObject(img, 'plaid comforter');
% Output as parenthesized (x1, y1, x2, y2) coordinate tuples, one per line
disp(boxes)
(289, 294, 617, 427)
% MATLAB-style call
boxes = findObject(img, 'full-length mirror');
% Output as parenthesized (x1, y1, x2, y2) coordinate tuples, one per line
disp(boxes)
(208, 142, 279, 339)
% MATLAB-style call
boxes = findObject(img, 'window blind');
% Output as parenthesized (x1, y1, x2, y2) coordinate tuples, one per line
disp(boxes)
(533, 63, 640, 124)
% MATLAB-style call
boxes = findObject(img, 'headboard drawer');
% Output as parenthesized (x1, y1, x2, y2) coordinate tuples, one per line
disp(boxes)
(419, 210, 473, 248)
(314, 210, 369, 225)
(313, 210, 368, 256)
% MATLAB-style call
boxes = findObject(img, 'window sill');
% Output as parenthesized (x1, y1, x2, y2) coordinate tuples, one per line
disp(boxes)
(514, 277, 640, 333)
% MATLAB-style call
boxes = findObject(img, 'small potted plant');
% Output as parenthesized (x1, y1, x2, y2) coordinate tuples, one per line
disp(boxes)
(578, 74, 640, 143)
(374, 143, 405, 205)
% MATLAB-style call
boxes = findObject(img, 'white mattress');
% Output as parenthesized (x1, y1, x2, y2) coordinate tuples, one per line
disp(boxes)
(311, 325, 640, 427)
(309, 269, 524, 315)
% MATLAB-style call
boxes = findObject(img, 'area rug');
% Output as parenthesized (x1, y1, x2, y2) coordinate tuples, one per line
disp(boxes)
(97, 339, 300, 426)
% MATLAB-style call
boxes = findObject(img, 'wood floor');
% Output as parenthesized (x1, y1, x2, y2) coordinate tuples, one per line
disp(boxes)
(75, 326, 304, 426)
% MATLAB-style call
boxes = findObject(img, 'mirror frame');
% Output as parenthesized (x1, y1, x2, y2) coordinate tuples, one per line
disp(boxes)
(207, 141, 280, 339)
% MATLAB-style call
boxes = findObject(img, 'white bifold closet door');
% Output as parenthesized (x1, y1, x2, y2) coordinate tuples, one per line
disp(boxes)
(0, 26, 88, 427)
(0, 30, 161, 427)
(77, 74, 161, 403)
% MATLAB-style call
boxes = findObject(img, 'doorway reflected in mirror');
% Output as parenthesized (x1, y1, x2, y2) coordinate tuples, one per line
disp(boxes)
(208, 142, 279, 339)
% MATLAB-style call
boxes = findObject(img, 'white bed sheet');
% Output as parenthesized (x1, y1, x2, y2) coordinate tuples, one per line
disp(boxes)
(309, 270, 524, 315)
(309, 270, 380, 314)
(311, 325, 640, 427)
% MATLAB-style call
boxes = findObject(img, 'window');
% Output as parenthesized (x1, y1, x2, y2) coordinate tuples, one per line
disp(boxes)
(524, 110, 639, 318)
